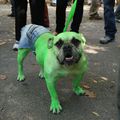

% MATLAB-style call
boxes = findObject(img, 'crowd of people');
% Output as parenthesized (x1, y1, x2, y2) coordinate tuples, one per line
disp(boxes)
(7, 0, 120, 48)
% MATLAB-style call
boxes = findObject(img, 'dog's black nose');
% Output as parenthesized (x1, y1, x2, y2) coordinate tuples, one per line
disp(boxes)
(63, 45, 73, 58)
(63, 45, 72, 51)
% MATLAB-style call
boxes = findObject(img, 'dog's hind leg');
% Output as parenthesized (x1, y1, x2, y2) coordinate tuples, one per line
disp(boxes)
(17, 49, 30, 81)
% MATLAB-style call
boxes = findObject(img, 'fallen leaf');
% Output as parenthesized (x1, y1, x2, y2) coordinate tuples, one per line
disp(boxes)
(8, 39, 12, 42)
(92, 112, 100, 117)
(85, 90, 96, 98)
(101, 76, 108, 81)
(113, 69, 116, 72)
(82, 83, 90, 89)
(93, 80, 97, 83)
(0, 74, 7, 80)
(0, 42, 6, 46)
(118, 45, 120, 48)
(94, 62, 100, 65)
(111, 81, 115, 84)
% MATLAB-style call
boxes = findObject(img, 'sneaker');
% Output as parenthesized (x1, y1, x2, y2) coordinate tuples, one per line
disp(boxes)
(50, 3, 56, 6)
(116, 18, 120, 23)
(100, 36, 115, 44)
(87, 1, 91, 5)
(89, 14, 102, 20)
(8, 13, 15, 17)
(13, 41, 19, 51)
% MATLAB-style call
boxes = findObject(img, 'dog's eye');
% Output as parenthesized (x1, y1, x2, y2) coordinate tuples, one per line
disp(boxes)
(55, 39, 64, 49)
(71, 38, 80, 47)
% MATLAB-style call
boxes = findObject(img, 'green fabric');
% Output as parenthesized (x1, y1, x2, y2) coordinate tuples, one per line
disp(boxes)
(63, 0, 78, 32)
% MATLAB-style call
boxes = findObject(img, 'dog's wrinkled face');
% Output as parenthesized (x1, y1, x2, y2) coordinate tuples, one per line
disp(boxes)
(50, 32, 86, 65)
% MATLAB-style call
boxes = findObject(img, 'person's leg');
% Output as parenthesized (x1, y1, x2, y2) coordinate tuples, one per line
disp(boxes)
(115, 5, 120, 22)
(13, 0, 27, 51)
(11, 0, 15, 16)
(51, 0, 56, 6)
(103, 0, 116, 38)
(55, 0, 68, 33)
(115, 5, 120, 15)
(100, 0, 117, 44)
(89, 0, 102, 20)
(43, 3, 50, 27)
(29, 0, 45, 26)
(87, 0, 91, 5)
(71, 0, 84, 33)
(8, 0, 15, 17)
(89, 0, 98, 16)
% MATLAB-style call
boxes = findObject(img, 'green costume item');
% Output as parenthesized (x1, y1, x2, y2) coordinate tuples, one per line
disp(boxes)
(17, 28, 88, 113)
(17, 0, 88, 114)
(63, 0, 78, 32)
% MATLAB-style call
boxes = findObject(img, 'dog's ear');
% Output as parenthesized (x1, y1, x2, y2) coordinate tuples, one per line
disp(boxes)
(79, 33, 86, 48)
(48, 37, 54, 49)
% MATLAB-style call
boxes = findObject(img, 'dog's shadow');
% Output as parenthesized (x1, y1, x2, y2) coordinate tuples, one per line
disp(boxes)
(16, 76, 89, 117)
(55, 79, 88, 113)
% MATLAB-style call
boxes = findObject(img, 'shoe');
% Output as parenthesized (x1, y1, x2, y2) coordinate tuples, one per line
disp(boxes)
(89, 14, 102, 20)
(50, 3, 56, 6)
(8, 13, 15, 17)
(67, 1, 72, 6)
(13, 41, 19, 51)
(87, 2, 91, 5)
(116, 18, 120, 23)
(100, 36, 115, 44)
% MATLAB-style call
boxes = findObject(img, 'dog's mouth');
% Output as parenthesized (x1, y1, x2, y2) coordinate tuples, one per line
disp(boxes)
(63, 53, 80, 65)
(64, 56, 74, 65)
(58, 54, 81, 66)
(65, 56, 73, 61)
(57, 49, 81, 66)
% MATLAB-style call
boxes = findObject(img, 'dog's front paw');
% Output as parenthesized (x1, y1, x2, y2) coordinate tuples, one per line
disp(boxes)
(73, 86, 85, 95)
(39, 72, 44, 79)
(17, 74, 25, 82)
(50, 100, 62, 114)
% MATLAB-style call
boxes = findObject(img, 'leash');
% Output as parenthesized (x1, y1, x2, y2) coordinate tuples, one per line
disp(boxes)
(63, 0, 78, 32)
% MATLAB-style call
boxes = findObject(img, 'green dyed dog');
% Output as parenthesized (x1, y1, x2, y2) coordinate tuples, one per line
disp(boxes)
(17, 24, 88, 114)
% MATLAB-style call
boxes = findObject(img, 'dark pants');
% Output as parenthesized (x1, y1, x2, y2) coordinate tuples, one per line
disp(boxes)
(103, 0, 117, 38)
(14, 0, 45, 41)
(89, 0, 100, 16)
(10, 0, 15, 15)
(56, 0, 84, 33)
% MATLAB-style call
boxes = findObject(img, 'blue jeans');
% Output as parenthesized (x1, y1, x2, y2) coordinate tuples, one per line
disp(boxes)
(103, 0, 117, 38)
(18, 24, 50, 50)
